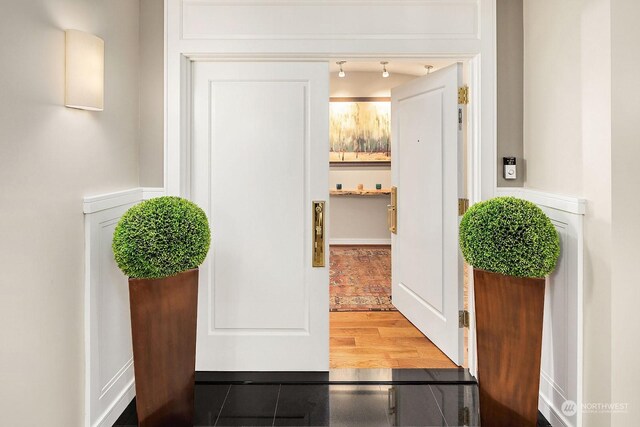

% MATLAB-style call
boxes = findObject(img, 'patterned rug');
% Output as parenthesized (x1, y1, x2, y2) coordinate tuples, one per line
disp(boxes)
(330, 245, 395, 312)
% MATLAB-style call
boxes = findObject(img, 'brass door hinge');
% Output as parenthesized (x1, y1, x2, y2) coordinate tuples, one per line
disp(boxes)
(458, 86, 469, 105)
(458, 198, 469, 216)
(459, 310, 470, 328)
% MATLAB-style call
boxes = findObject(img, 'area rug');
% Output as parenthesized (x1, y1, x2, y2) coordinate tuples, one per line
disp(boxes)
(330, 245, 395, 312)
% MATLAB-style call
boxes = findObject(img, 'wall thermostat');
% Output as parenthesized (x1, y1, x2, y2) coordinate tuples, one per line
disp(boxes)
(503, 157, 517, 180)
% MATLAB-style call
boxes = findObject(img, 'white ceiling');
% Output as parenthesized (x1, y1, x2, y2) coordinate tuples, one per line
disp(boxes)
(329, 59, 459, 76)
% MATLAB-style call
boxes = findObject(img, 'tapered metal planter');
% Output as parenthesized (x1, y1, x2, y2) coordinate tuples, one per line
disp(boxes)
(129, 268, 199, 427)
(473, 269, 545, 427)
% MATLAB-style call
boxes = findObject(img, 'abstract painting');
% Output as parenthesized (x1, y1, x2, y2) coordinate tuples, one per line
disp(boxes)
(330, 98, 391, 164)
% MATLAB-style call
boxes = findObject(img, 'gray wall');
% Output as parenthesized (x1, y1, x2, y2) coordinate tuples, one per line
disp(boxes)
(0, 0, 141, 425)
(497, 0, 524, 187)
(139, 0, 165, 187)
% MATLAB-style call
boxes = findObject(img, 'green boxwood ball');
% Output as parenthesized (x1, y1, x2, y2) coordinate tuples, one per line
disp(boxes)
(459, 196, 560, 278)
(112, 196, 211, 279)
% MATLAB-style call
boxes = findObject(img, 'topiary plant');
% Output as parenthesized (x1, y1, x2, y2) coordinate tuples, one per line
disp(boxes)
(459, 196, 559, 278)
(113, 196, 211, 279)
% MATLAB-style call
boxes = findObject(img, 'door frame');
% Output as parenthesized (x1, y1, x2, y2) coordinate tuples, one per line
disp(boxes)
(166, 0, 498, 376)
(168, 54, 482, 374)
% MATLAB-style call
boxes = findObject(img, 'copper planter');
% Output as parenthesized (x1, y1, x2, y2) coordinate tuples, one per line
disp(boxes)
(129, 269, 199, 427)
(473, 269, 545, 427)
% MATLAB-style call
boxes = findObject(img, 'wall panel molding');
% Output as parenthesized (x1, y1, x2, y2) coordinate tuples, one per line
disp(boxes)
(181, 0, 480, 41)
(84, 187, 165, 427)
(495, 187, 585, 215)
(84, 187, 165, 213)
(496, 187, 584, 427)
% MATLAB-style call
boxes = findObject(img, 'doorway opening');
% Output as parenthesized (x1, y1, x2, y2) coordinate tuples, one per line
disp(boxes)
(327, 59, 469, 370)
(186, 56, 477, 373)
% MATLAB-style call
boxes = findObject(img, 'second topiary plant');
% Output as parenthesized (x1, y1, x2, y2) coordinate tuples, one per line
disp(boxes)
(460, 196, 559, 427)
(113, 196, 210, 427)
(460, 196, 559, 278)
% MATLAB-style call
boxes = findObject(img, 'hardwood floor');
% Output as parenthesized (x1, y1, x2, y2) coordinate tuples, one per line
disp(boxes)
(330, 311, 456, 369)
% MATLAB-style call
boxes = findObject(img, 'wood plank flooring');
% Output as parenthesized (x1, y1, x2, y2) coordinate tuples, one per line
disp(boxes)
(330, 311, 456, 369)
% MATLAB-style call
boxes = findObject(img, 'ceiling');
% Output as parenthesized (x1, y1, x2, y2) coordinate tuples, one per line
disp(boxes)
(328, 59, 459, 76)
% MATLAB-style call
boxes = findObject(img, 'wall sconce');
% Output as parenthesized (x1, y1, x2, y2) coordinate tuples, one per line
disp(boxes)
(65, 29, 104, 111)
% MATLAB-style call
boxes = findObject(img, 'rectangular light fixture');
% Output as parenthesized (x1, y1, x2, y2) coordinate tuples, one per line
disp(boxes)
(65, 29, 104, 111)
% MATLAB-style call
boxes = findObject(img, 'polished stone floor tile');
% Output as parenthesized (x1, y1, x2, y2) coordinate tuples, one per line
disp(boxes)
(112, 369, 552, 427)
(329, 385, 390, 427)
(329, 368, 475, 384)
(381, 384, 447, 426)
(112, 400, 137, 427)
(215, 384, 280, 426)
(113, 384, 232, 427)
(392, 368, 476, 383)
(429, 384, 480, 426)
(193, 384, 232, 426)
(537, 411, 553, 427)
(274, 384, 330, 426)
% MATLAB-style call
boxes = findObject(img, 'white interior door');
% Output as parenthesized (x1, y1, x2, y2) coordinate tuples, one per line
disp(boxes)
(391, 63, 465, 365)
(191, 61, 329, 371)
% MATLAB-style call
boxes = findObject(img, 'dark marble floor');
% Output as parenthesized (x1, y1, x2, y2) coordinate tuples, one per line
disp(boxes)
(113, 369, 551, 426)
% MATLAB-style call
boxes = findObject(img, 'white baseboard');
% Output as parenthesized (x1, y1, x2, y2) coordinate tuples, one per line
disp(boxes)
(330, 238, 391, 245)
(539, 392, 570, 427)
(95, 379, 135, 427)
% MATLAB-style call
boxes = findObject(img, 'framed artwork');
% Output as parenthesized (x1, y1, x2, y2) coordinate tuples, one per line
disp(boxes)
(330, 97, 391, 165)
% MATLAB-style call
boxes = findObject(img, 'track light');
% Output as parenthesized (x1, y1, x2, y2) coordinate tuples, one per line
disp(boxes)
(380, 61, 389, 78)
(424, 65, 434, 75)
(336, 61, 346, 78)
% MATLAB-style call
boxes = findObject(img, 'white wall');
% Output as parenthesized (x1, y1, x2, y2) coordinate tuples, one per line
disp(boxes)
(610, 0, 640, 425)
(524, 1, 611, 425)
(524, 0, 640, 425)
(329, 71, 414, 243)
(139, 0, 164, 187)
(523, 0, 584, 196)
(0, 0, 141, 425)
(579, 1, 614, 425)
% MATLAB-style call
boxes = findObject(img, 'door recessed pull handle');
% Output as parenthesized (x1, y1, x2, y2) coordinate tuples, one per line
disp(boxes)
(312, 201, 325, 267)
(388, 187, 397, 234)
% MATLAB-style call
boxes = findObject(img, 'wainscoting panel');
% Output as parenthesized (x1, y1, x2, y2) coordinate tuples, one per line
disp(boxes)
(84, 188, 164, 427)
(496, 188, 584, 427)
(181, 0, 479, 41)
